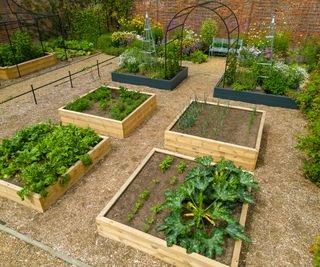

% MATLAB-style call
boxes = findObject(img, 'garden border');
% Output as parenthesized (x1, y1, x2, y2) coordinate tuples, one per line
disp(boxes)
(0, 53, 57, 80)
(164, 100, 265, 170)
(58, 86, 156, 138)
(111, 67, 188, 90)
(0, 136, 111, 212)
(213, 75, 298, 109)
(96, 148, 249, 267)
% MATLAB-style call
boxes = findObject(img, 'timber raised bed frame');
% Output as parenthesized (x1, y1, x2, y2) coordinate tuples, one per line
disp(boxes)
(111, 67, 188, 90)
(0, 53, 57, 80)
(58, 86, 157, 138)
(0, 136, 111, 212)
(164, 101, 266, 170)
(96, 148, 250, 267)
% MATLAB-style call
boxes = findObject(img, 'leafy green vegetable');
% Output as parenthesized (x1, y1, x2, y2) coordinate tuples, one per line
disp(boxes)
(157, 156, 259, 259)
(0, 122, 100, 200)
(64, 85, 147, 121)
(159, 156, 174, 172)
(139, 189, 151, 200)
(176, 160, 187, 174)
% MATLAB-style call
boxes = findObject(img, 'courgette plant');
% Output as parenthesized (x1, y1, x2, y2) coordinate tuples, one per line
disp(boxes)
(157, 156, 259, 259)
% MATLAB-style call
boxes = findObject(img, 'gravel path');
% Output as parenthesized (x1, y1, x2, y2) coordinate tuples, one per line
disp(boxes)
(0, 56, 319, 267)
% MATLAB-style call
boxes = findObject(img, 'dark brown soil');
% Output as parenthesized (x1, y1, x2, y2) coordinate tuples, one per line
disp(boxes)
(106, 151, 241, 266)
(171, 102, 262, 148)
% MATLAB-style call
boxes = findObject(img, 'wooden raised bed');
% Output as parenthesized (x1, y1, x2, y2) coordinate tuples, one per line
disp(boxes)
(214, 75, 298, 109)
(96, 148, 250, 267)
(58, 86, 156, 138)
(0, 53, 57, 80)
(0, 136, 111, 212)
(164, 101, 266, 170)
(111, 67, 188, 90)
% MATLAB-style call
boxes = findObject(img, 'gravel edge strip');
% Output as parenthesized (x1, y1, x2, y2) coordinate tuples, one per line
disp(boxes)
(0, 224, 92, 267)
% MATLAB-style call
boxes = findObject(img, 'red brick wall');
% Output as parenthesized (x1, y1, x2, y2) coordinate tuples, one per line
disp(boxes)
(133, 0, 320, 39)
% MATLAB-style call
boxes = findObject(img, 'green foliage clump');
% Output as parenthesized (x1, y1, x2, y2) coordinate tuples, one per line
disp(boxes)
(232, 69, 257, 91)
(44, 37, 94, 60)
(177, 101, 203, 130)
(311, 237, 320, 267)
(0, 31, 43, 67)
(65, 85, 147, 121)
(0, 122, 100, 199)
(200, 18, 217, 51)
(296, 71, 320, 187)
(176, 161, 187, 174)
(70, 4, 107, 43)
(118, 47, 144, 73)
(191, 50, 208, 64)
(263, 62, 308, 95)
(157, 156, 259, 259)
(273, 31, 291, 57)
(165, 42, 181, 79)
(299, 35, 320, 72)
(159, 156, 174, 172)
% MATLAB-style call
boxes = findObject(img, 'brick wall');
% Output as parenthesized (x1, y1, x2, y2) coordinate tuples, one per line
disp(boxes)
(133, 0, 320, 39)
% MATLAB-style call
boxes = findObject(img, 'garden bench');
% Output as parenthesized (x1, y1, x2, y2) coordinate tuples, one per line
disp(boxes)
(209, 38, 243, 57)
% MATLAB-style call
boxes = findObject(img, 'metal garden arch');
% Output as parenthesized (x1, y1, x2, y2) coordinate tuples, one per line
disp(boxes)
(164, 1, 240, 83)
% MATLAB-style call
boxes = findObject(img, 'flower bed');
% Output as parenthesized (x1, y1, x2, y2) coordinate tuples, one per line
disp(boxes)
(164, 100, 265, 170)
(97, 148, 258, 267)
(59, 85, 156, 138)
(112, 67, 188, 90)
(0, 122, 111, 212)
(214, 76, 299, 109)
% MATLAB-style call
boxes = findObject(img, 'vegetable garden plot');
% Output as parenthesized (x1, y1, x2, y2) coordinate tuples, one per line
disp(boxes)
(164, 101, 266, 170)
(97, 148, 258, 267)
(59, 85, 156, 138)
(0, 122, 111, 212)
(0, 53, 57, 80)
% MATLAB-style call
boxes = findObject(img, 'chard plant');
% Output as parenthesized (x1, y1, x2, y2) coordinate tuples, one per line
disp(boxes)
(157, 156, 259, 259)
(170, 176, 177, 185)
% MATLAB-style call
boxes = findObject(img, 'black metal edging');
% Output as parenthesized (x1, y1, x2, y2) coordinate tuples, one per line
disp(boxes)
(0, 56, 116, 105)
(213, 75, 299, 109)
(111, 67, 188, 90)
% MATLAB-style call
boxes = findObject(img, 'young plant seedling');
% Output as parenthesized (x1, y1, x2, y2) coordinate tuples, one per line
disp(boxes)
(176, 160, 187, 174)
(127, 212, 134, 222)
(147, 216, 156, 225)
(151, 178, 160, 184)
(170, 176, 177, 185)
(132, 200, 143, 214)
(150, 204, 161, 214)
(248, 107, 257, 133)
(139, 189, 151, 200)
(143, 225, 150, 233)
(159, 155, 174, 172)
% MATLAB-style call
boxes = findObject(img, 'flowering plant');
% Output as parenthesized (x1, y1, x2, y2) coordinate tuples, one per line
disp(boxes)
(111, 31, 136, 47)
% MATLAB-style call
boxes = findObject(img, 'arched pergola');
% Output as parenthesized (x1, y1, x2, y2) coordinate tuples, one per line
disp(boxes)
(164, 1, 240, 83)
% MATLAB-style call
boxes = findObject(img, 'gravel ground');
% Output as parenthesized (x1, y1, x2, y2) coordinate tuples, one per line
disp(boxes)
(0, 56, 319, 267)
(0, 231, 70, 267)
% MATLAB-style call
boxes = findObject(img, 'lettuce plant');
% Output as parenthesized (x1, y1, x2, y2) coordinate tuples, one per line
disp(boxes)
(157, 156, 259, 259)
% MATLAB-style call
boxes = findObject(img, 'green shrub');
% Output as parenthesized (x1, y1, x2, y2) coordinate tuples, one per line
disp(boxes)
(70, 4, 107, 43)
(200, 18, 217, 51)
(296, 71, 320, 122)
(190, 50, 208, 64)
(96, 33, 127, 56)
(263, 62, 308, 95)
(0, 31, 42, 67)
(232, 69, 257, 91)
(152, 22, 164, 45)
(299, 36, 320, 72)
(165, 42, 181, 79)
(111, 31, 136, 47)
(44, 38, 94, 60)
(274, 31, 291, 57)
(296, 120, 320, 187)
